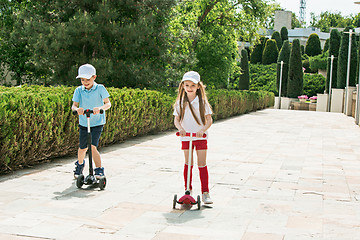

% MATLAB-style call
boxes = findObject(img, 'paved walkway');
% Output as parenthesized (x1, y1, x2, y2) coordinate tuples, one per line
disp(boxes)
(1, 109, 360, 240)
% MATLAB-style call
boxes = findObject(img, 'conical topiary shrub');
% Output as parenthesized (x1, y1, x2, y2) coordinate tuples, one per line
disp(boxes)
(280, 27, 288, 42)
(287, 39, 303, 98)
(305, 33, 322, 57)
(326, 29, 341, 92)
(271, 31, 282, 51)
(337, 27, 358, 89)
(262, 39, 278, 65)
(239, 49, 250, 90)
(277, 40, 290, 97)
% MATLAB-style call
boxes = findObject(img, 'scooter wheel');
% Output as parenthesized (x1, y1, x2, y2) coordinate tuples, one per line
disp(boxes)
(173, 194, 177, 209)
(99, 176, 107, 190)
(197, 195, 201, 210)
(76, 174, 84, 188)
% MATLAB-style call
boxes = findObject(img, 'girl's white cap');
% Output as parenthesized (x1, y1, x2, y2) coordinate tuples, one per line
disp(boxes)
(182, 71, 200, 84)
(76, 64, 96, 79)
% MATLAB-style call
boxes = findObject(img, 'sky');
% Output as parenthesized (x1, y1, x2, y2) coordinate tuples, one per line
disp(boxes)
(273, 0, 360, 25)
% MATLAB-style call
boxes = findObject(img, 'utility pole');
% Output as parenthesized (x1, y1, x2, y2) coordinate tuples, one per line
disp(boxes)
(299, 0, 306, 25)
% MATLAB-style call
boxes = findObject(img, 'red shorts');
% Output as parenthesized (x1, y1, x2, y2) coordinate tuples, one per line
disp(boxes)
(181, 140, 208, 150)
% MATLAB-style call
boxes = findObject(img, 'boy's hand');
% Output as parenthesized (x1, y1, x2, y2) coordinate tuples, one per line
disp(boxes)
(93, 107, 101, 115)
(76, 108, 84, 115)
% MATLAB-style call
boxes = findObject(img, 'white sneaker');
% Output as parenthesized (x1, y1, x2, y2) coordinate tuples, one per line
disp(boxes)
(202, 192, 213, 204)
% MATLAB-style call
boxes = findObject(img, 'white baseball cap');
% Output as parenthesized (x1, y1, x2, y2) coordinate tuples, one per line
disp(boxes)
(76, 64, 96, 79)
(182, 71, 200, 84)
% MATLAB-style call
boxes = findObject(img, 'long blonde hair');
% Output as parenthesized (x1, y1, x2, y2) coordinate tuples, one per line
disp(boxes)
(175, 81, 211, 125)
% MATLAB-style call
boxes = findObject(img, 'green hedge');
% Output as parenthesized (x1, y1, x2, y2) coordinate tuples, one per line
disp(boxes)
(0, 85, 274, 172)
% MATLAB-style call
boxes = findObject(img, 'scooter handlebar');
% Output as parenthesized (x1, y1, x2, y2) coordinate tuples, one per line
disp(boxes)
(176, 132, 207, 138)
(72, 109, 104, 115)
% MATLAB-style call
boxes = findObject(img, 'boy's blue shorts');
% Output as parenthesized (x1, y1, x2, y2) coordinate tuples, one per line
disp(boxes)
(79, 125, 104, 149)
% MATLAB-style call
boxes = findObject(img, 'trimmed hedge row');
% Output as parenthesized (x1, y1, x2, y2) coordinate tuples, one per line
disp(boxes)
(0, 85, 274, 172)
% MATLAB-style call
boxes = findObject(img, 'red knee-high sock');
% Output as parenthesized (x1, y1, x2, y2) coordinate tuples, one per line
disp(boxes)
(199, 166, 209, 193)
(183, 164, 193, 190)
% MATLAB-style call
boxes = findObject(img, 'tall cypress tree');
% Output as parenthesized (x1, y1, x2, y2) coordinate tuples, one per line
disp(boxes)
(277, 40, 290, 97)
(271, 31, 282, 51)
(239, 49, 249, 90)
(287, 39, 303, 98)
(280, 27, 288, 42)
(262, 39, 278, 65)
(337, 27, 358, 89)
(326, 29, 341, 92)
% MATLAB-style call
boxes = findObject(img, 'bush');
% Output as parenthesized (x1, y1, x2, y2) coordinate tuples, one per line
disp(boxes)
(249, 63, 277, 94)
(262, 39, 279, 65)
(305, 33, 322, 57)
(303, 74, 326, 97)
(0, 85, 274, 172)
(309, 51, 328, 72)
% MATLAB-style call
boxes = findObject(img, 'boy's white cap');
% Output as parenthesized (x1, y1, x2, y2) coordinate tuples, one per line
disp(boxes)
(76, 64, 96, 79)
(182, 71, 200, 84)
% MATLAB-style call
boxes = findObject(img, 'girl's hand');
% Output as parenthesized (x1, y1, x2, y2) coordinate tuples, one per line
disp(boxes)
(77, 108, 84, 115)
(179, 129, 186, 137)
(196, 130, 205, 138)
(93, 107, 101, 115)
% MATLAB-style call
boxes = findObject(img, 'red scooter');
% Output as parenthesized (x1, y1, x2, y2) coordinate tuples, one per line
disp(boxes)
(173, 132, 206, 210)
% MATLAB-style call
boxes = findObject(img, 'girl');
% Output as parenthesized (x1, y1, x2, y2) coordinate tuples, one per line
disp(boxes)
(173, 71, 213, 204)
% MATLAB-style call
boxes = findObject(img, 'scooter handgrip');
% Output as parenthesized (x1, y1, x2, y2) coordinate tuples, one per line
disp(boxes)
(72, 110, 78, 115)
(99, 109, 104, 114)
(176, 132, 207, 138)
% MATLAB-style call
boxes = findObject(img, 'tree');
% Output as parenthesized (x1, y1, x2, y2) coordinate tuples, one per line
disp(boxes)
(310, 11, 353, 33)
(9, 0, 177, 88)
(305, 33, 322, 57)
(291, 13, 302, 29)
(277, 40, 290, 96)
(337, 27, 358, 89)
(287, 39, 303, 98)
(280, 27, 288, 42)
(326, 29, 341, 92)
(262, 39, 278, 65)
(271, 31, 282, 50)
(323, 38, 330, 52)
(250, 43, 263, 64)
(239, 49, 249, 90)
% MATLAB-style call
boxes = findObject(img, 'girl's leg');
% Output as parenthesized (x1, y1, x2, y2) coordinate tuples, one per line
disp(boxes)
(196, 150, 209, 193)
(183, 150, 194, 190)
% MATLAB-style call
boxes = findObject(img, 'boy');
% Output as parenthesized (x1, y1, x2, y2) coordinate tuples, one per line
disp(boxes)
(71, 64, 111, 179)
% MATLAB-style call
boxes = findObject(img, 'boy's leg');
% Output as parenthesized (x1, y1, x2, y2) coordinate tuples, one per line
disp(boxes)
(92, 145, 101, 168)
(78, 148, 87, 164)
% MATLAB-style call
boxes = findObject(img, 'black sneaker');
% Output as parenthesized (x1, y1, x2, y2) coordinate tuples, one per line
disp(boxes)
(94, 167, 105, 179)
(74, 161, 85, 179)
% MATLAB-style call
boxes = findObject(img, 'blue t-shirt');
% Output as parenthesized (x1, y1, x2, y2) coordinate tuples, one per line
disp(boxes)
(72, 82, 110, 127)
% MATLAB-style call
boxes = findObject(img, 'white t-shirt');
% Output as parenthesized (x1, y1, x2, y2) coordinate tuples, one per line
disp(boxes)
(173, 96, 213, 141)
